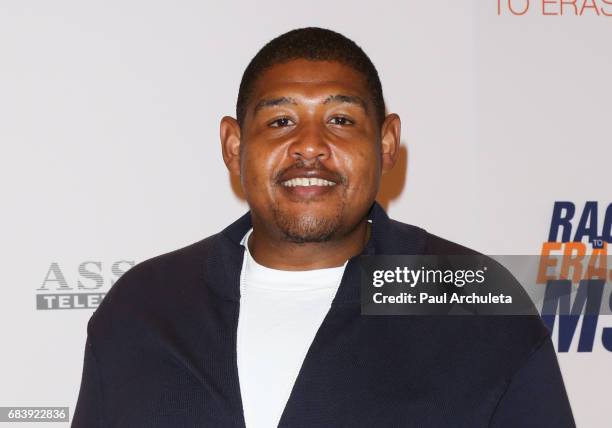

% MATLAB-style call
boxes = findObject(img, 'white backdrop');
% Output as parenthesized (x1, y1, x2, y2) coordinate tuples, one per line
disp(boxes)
(1, 0, 610, 426)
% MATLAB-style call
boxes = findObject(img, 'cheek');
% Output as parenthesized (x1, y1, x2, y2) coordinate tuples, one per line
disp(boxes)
(242, 160, 266, 195)
(341, 146, 380, 190)
(241, 144, 282, 195)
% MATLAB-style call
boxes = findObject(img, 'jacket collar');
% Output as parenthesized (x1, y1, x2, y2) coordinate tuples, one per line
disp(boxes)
(208, 201, 427, 305)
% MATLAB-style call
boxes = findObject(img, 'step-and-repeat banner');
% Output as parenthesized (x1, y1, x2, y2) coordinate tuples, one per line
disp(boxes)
(1, 1, 609, 426)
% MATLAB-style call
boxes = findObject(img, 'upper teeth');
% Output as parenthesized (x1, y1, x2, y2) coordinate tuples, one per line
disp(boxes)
(282, 177, 336, 187)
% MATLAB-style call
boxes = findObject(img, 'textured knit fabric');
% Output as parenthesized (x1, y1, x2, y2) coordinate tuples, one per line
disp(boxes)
(237, 228, 346, 427)
(72, 202, 575, 427)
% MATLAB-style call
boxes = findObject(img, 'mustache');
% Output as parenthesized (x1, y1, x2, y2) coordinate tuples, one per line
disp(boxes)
(273, 160, 346, 185)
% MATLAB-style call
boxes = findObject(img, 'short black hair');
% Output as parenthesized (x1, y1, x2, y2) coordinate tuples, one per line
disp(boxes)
(236, 27, 386, 128)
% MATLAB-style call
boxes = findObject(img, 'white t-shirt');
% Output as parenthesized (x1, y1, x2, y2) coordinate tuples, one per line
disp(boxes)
(237, 228, 347, 428)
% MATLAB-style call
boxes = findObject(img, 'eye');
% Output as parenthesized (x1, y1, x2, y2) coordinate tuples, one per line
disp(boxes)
(328, 116, 354, 126)
(268, 117, 295, 128)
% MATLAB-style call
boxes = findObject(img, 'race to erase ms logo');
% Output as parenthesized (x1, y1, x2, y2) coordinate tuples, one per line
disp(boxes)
(539, 201, 612, 352)
(36, 260, 134, 310)
(497, 0, 612, 16)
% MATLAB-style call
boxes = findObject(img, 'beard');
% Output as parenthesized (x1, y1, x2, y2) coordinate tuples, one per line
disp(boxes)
(267, 159, 349, 243)
(271, 202, 345, 244)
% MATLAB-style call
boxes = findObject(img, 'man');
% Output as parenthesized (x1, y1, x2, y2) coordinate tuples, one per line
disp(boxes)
(73, 27, 575, 427)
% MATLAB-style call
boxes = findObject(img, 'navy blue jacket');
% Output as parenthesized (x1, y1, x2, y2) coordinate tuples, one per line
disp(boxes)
(73, 202, 575, 427)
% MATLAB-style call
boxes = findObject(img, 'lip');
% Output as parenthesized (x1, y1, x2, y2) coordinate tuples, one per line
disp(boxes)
(276, 168, 343, 200)
(280, 182, 337, 200)
(277, 168, 341, 185)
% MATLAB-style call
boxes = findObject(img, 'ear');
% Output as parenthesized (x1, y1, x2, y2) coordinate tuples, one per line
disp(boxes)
(220, 116, 242, 176)
(380, 113, 401, 174)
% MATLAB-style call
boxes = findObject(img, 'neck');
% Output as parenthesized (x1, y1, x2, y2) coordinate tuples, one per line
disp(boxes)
(247, 219, 371, 270)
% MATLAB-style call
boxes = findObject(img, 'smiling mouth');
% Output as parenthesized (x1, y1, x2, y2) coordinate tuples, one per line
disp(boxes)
(281, 177, 337, 187)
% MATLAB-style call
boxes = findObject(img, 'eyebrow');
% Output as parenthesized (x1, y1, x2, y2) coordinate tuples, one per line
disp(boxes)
(322, 94, 369, 113)
(252, 94, 369, 116)
(253, 97, 297, 115)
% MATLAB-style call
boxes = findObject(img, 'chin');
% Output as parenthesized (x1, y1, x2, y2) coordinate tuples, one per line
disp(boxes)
(273, 210, 342, 244)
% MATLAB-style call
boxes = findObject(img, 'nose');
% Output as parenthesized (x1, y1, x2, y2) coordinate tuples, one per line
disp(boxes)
(288, 123, 331, 163)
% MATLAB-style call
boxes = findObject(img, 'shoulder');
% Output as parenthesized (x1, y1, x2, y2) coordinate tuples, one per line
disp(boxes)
(382, 214, 481, 256)
(385, 217, 550, 350)
(86, 233, 227, 337)
(423, 231, 482, 256)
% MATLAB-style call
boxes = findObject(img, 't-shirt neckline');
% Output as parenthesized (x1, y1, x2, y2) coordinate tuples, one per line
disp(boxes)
(239, 228, 348, 291)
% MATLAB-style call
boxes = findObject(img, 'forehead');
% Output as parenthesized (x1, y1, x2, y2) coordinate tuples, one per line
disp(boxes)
(249, 59, 370, 103)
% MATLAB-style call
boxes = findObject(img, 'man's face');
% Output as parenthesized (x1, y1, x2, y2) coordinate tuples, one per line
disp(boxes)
(226, 59, 394, 243)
